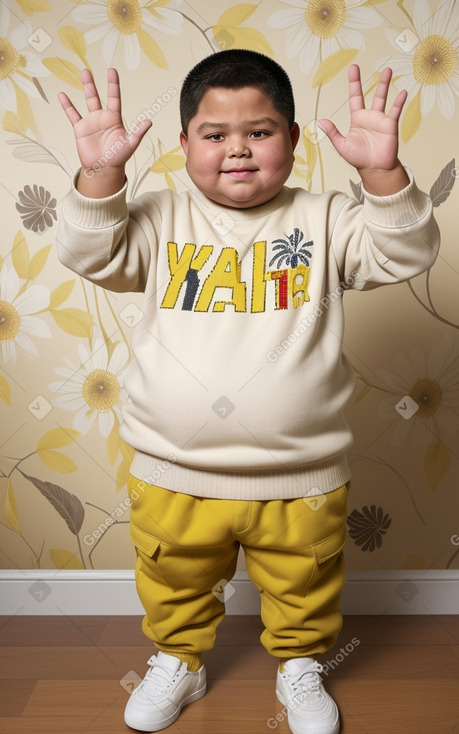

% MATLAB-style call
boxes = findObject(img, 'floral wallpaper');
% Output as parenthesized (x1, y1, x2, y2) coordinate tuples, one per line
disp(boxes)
(0, 0, 458, 575)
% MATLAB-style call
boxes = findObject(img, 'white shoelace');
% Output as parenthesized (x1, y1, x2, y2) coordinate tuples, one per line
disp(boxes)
(284, 661, 325, 701)
(140, 655, 180, 702)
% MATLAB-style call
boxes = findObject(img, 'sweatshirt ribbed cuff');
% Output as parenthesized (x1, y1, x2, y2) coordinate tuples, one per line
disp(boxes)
(361, 168, 432, 228)
(59, 169, 129, 228)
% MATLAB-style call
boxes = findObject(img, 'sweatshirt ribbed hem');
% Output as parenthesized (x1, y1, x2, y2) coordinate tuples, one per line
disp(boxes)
(129, 451, 351, 500)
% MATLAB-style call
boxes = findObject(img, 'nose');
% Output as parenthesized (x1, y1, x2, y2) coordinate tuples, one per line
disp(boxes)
(227, 136, 250, 157)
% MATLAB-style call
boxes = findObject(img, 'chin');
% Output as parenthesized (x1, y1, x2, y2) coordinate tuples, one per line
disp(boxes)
(224, 197, 260, 208)
(223, 190, 264, 207)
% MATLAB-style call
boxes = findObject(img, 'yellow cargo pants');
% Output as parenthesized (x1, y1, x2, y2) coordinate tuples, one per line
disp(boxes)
(128, 475, 348, 661)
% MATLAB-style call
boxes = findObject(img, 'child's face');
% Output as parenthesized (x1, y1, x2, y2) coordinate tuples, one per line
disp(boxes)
(180, 86, 300, 209)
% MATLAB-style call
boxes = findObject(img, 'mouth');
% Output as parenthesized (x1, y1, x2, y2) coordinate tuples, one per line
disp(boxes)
(222, 168, 257, 179)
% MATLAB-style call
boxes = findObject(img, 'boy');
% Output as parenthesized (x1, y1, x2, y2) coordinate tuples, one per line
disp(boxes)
(57, 50, 440, 734)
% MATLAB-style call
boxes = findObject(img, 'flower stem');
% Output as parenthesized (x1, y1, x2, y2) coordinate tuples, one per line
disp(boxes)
(0, 520, 42, 568)
(75, 532, 87, 569)
(103, 290, 131, 360)
(407, 279, 459, 330)
(353, 453, 426, 526)
(1, 451, 38, 478)
(396, 0, 414, 26)
(446, 545, 459, 569)
(93, 284, 114, 356)
(181, 13, 216, 52)
(315, 51, 325, 193)
(80, 278, 93, 350)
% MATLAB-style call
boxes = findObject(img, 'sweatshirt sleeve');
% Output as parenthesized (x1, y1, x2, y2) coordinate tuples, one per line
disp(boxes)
(56, 172, 159, 293)
(329, 168, 440, 290)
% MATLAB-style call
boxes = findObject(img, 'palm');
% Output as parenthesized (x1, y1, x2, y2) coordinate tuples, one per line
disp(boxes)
(319, 66, 407, 172)
(58, 68, 151, 172)
(73, 109, 130, 170)
(336, 109, 399, 170)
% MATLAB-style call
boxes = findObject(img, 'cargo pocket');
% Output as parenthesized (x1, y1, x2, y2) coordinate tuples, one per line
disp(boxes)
(130, 522, 169, 589)
(304, 523, 347, 597)
(130, 523, 161, 557)
(312, 524, 347, 565)
(130, 521, 226, 595)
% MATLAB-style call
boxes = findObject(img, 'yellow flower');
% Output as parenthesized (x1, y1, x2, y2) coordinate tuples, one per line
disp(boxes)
(0, 264, 51, 362)
(150, 143, 185, 191)
(49, 339, 129, 437)
(377, 334, 459, 445)
(15, 0, 51, 15)
(268, 0, 382, 74)
(0, 3, 49, 112)
(379, 0, 459, 120)
(71, 0, 183, 70)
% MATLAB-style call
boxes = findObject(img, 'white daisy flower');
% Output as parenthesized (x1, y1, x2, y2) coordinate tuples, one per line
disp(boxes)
(268, 0, 383, 75)
(377, 334, 459, 445)
(0, 3, 50, 112)
(0, 264, 51, 363)
(379, 0, 459, 119)
(49, 339, 129, 438)
(72, 0, 183, 70)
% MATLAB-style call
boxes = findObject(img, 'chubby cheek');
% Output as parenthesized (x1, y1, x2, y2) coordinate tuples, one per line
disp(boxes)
(267, 146, 293, 176)
(187, 146, 220, 181)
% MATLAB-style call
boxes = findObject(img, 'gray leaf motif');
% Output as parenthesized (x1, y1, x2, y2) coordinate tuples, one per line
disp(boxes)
(6, 139, 74, 177)
(349, 179, 363, 203)
(430, 158, 456, 207)
(20, 471, 84, 535)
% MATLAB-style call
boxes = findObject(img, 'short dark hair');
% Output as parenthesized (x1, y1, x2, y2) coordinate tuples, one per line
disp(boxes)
(180, 49, 295, 134)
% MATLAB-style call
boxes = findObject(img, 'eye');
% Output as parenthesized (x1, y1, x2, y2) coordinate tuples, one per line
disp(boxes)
(250, 130, 269, 139)
(207, 134, 225, 141)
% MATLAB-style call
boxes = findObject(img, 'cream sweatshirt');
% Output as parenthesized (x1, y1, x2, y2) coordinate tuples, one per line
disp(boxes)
(57, 170, 440, 499)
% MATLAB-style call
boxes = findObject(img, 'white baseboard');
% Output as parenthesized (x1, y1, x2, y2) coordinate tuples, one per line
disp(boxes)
(0, 570, 458, 615)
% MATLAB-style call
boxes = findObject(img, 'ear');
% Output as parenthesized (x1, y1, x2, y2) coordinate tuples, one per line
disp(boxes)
(180, 130, 188, 156)
(289, 122, 300, 151)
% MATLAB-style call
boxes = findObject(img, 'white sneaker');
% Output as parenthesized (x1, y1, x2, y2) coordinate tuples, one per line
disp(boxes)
(276, 657, 340, 734)
(124, 651, 206, 731)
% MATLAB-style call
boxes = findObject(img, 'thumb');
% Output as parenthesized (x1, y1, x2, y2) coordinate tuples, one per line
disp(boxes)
(126, 118, 152, 154)
(317, 118, 345, 153)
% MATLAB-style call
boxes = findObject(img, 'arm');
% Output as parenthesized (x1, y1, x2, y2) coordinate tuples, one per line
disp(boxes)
(56, 181, 158, 293)
(328, 177, 440, 289)
(58, 68, 151, 198)
(56, 69, 156, 290)
(319, 64, 439, 285)
(318, 65, 409, 196)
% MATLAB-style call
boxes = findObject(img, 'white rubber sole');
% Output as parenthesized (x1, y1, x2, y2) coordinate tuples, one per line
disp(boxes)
(276, 689, 340, 734)
(125, 682, 207, 732)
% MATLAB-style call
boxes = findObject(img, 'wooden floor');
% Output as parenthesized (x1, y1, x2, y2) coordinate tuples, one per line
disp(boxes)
(0, 614, 458, 733)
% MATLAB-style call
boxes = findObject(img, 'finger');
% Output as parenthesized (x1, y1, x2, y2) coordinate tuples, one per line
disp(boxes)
(371, 67, 392, 112)
(107, 67, 122, 116)
(387, 88, 408, 121)
(58, 91, 82, 126)
(317, 118, 345, 154)
(348, 64, 364, 114)
(126, 118, 153, 154)
(81, 68, 103, 113)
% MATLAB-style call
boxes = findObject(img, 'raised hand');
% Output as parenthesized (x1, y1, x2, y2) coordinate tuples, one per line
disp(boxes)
(58, 68, 152, 197)
(318, 65, 409, 195)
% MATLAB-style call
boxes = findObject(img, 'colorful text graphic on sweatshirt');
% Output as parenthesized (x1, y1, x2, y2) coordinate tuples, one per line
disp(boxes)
(161, 231, 313, 313)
